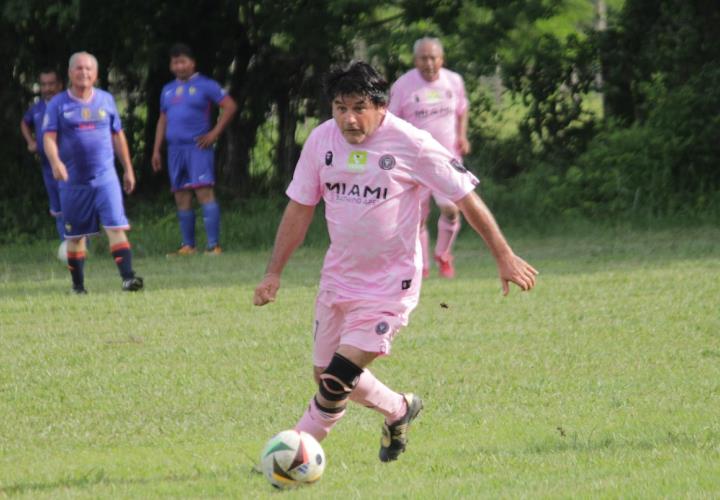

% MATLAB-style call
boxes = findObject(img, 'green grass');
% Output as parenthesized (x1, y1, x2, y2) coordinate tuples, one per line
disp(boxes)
(1, 226, 719, 498)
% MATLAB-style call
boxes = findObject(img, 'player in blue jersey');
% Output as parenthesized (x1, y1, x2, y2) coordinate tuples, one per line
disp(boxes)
(43, 52, 143, 294)
(152, 43, 237, 256)
(20, 68, 65, 240)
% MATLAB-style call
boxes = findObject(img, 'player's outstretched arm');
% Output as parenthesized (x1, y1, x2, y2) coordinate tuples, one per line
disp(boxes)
(456, 191, 538, 295)
(253, 200, 316, 306)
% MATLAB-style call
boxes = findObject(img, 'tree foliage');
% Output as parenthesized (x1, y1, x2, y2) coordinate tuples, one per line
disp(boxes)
(1, 0, 718, 239)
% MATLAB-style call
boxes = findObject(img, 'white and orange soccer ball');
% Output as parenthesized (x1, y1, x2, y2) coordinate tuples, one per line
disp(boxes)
(260, 430, 325, 489)
(57, 240, 68, 263)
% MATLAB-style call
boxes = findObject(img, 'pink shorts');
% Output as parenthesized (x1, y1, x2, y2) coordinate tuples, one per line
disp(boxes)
(312, 290, 417, 367)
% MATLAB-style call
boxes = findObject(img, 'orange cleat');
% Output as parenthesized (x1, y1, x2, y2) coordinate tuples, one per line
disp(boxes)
(434, 254, 455, 279)
(166, 245, 197, 257)
(204, 245, 223, 256)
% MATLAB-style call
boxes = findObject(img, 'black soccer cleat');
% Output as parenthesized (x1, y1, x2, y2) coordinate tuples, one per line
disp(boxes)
(72, 285, 88, 295)
(122, 276, 144, 292)
(379, 393, 423, 462)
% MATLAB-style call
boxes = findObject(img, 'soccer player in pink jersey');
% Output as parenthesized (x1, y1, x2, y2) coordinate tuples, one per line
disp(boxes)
(389, 37, 470, 278)
(254, 62, 537, 463)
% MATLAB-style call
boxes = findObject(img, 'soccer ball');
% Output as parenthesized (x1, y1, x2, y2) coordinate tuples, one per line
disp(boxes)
(260, 430, 325, 489)
(57, 240, 68, 264)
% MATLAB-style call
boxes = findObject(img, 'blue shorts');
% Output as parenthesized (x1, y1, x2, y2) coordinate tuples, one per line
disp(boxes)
(41, 163, 62, 217)
(59, 179, 129, 238)
(167, 144, 215, 192)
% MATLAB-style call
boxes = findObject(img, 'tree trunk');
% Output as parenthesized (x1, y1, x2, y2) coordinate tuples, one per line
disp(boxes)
(275, 92, 299, 187)
(594, 0, 608, 117)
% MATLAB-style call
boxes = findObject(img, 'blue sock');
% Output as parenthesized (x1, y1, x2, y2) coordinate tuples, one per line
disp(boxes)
(202, 202, 221, 249)
(177, 209, 196, 247)
(55, 216, 65, 241)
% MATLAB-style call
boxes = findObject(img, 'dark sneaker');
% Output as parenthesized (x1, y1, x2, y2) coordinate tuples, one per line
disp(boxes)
(72, 286, 88, 295)
(122, 276, 144, 292)
(379, 393, 423, 462)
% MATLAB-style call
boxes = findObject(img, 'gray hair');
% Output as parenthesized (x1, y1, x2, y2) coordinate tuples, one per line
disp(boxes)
(413, 37, 444, 57)
(68, 51, 99, 72)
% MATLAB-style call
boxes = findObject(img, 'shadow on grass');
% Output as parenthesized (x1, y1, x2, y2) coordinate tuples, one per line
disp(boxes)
(0, 465, 264, 496)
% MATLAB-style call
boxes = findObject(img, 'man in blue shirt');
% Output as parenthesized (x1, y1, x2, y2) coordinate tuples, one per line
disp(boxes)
(20, 68, 65, 240)
(152, 43, 237, 256)
(43, 51, 143, 294)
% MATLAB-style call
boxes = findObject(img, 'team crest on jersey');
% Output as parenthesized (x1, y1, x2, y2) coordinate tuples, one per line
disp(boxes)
(189, 86, 196, 95)
(425, 89, 442, 103)
(378, 154, 396, 170)
(347, 151, 367, 173)
(175, 86, 184, 96)
(81, 108, 91, 120)
(325, 151, 333, 166)
(98, 109, 107, 119)
(375, 321, 390, 335)
(450, 158, 467, 173)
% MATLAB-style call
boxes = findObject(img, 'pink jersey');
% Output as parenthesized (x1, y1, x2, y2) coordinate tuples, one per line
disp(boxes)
(286, 112, 478, 302)
(389, 68, 468, 157)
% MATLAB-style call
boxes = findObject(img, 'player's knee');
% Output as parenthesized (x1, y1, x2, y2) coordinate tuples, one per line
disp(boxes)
(440, 205, 459, 221)
(313, 366, 325, 384)
(316, 353, 363, 410)
(196, 187, 215, 204)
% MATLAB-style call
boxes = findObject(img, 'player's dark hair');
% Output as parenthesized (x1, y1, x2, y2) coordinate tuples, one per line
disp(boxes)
(39, 67, 62, 82)
(169, 43, 195, 60)
(324, 61, 389, 106)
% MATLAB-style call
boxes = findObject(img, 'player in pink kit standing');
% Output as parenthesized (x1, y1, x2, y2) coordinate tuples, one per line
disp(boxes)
(254, 62, 537, 462)
(389, 37, 470, 278)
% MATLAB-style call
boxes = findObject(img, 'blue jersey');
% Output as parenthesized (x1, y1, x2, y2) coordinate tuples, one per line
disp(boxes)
(160, 73, 226, 146)
(23, 99, 49, 161)
(43, 89, 122, 186)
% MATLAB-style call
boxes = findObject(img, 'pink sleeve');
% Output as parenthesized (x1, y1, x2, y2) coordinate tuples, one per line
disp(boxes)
(285, 130, 322, 205)
(388, 81, 403, 117)
(455, 74, 468, 116)
(412, 134, 478, 202)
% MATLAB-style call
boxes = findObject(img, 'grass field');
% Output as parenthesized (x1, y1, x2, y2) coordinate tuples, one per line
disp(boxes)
(1, 226, 719, 498)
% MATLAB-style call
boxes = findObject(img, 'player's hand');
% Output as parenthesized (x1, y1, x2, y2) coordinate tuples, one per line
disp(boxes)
(27, 143, 37, 154)
(497, 254, 538, 296)
(457, 136, 471, 156)
(123, 170, 136, 194)
(151, 151, 162, 172)
(253, 273, 281, 306)
(51, 162, 68, 182)
(196, 130, 219, 149)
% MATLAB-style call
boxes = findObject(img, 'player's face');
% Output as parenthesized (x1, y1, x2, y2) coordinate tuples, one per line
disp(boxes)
(170, 56, 196, 81)
(332, 94, 386, 144)
(414, 42, 444, 82)
(69, 55, 98, 90)
(39, 72, 62, 100)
